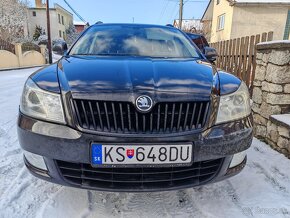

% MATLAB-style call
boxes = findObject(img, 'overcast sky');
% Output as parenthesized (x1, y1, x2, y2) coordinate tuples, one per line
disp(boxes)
(28, 0, 209, 25)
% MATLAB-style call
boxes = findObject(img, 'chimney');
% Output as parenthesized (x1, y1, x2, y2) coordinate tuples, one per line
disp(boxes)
(35, 0, 45, 8)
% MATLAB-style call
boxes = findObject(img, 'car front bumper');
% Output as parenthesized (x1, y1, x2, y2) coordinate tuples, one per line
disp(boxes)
(18, 113, 253, 192)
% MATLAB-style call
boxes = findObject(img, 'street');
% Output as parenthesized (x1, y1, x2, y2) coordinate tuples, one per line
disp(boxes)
(0, 67, 289, 218)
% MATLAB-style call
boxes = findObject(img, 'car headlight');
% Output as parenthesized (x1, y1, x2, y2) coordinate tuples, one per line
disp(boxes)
(216, 81, 251, 124)
(20, 78, 66, 124)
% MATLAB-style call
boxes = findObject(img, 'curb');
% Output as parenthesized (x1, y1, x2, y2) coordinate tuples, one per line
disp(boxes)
(0, 64, 48, 72)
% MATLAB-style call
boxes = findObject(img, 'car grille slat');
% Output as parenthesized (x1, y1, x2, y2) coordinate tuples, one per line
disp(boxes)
(163, 103, 168, 131)
(177, 103, 183, 131)
(56, 158, 223, 191)
(157, 104, 161, 131)
(73, 100, 210, 134)
(127, 104, 131, 131)
(119, 103, 124, 132)
(170, 103, 176, 132)
(183, 103, 190, 130)
(142, 115, 146, 132)
(88, 101, 97, 130)
(196, 103, 203, 129)
(103, 102, 111, 131)
(111, 103, 118, 131)
(81, 101, 89, 128)
(189, 103, 197, 130)
(202, 102, 210, 126)
(96, 102, 103, 130)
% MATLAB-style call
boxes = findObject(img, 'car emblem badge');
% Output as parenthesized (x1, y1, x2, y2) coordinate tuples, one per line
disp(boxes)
(136, 95, 153, 112)
(126, 149, 134, 159)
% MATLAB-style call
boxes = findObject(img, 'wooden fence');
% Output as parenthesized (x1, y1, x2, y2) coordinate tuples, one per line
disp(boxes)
(0, 38, 15, 54)
(210, 31, 274, 90)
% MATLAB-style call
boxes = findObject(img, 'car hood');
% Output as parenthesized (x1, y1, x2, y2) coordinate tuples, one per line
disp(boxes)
(57, 56, 217, 101)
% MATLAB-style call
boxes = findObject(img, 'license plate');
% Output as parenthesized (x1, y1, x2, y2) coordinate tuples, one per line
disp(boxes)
(91, 144, 192, 167)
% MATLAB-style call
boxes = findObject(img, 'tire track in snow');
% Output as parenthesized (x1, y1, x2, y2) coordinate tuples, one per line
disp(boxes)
(0, 167, 29, 207)
(175, 189, 207, 217)
(251, 162, 288, 194)
(271, 166, 290, 183)
(224, 180, 253, 217)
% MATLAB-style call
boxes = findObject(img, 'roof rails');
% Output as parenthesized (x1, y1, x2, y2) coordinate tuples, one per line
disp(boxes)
(95, 21, 103, 24)
(166, 24, 175, 28)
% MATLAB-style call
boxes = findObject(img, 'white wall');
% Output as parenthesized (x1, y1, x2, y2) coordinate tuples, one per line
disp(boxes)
(27, 6, 73, 40)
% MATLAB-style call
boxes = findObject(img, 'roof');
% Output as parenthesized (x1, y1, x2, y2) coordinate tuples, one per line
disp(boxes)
(73, 21, 86, 26)
(201, 0, 290, 20)
(29, 3, 73, 16)
(54, 3, 73, 16)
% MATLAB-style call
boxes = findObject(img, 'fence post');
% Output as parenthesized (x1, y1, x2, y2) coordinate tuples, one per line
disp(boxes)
(14, 43, 23, 67)
(40, 45, 47, 64)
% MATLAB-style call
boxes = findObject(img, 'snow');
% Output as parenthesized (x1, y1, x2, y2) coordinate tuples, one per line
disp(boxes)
(235, 0, 290, 3)
(257, 40, 290, 46)
(0, 67, 290, 218)
(271, 114, 290, 128)
(52, 52, 62, 62)
(74, 21, 86, 26)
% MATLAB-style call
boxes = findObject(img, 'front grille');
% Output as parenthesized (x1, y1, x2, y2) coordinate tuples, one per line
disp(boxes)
(56, 158, 223, 191)
(72, 100, 210, 134)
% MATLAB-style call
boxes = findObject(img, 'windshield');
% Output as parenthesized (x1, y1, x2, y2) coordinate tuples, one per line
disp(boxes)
(69, 25, 202, 58)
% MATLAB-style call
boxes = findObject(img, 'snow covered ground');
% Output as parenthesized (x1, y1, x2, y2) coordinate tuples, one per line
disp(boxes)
(0, 67, 290, 218)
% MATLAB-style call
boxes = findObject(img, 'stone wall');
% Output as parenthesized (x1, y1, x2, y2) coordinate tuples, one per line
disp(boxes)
(252, 40, 290, 158)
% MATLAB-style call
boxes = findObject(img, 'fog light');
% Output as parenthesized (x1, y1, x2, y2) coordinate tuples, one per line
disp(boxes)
(24, 151, 47, 171)
(229, 151, 246, 168)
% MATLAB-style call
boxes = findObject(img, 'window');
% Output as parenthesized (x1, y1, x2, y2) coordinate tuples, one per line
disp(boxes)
(59, 30, 62, 37)
(58, 14, 61, 24)
(62, 16, 64, 25)
(32, 11, 36, 16)
(63, 31, 65, 39)
(217, 14, 225, 31)
(217, 0, 220, 5)
(283, 10, 290, 40)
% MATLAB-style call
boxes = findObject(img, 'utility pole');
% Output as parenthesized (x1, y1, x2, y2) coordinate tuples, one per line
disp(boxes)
(179, 0, 183, 30)
(46, 0, 52, 64)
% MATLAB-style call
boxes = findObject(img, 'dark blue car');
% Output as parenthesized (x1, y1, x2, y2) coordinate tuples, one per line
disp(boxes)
(18, 23, 253, 192)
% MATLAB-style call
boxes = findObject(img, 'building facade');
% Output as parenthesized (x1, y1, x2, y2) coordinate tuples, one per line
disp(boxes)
(202, 0, 290, 42)
(27, 0, 73, 40)
(73, 21, 87, 33)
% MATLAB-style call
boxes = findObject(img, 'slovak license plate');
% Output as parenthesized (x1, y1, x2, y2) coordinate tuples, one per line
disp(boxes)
(91, 143, 192, 167)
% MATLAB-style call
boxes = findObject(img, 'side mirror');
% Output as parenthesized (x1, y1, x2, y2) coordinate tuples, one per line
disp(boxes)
(204, 46, 218, 62)
(52, 42, 68, 56)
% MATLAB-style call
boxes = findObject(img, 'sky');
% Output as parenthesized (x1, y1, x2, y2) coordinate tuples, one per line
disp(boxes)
(28, 0, 209, 25)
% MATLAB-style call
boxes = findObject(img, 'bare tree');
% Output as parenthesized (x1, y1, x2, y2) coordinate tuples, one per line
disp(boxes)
(65, 22, 79, 46)
(0, 0, 30, 42)
(201, 20, 212, 42)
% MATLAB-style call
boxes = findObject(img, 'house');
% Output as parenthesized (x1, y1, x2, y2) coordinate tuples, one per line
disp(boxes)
(27, 0, 73, 40)
(173, 19, 203, 33)
(73, 21, 87, 33)
(201, 0, 290, 42)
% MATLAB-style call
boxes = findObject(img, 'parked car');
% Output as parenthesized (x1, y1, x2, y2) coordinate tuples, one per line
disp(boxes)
(18, 23, 253, 192)
(186, 32, 217, 62)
